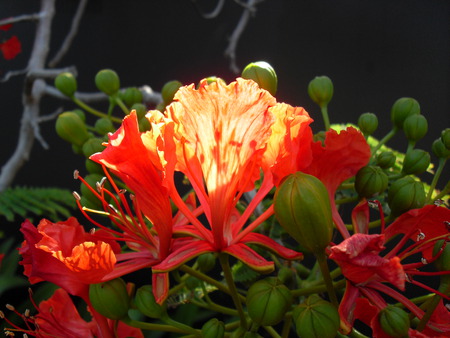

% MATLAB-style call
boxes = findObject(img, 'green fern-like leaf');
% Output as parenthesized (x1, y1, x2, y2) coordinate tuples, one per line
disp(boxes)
(0, 186, 77, 222)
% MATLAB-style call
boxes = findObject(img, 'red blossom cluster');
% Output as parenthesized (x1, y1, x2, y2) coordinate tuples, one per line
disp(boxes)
(0, 24, 21, 60)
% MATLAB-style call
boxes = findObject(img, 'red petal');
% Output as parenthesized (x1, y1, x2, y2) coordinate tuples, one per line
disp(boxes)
(223, 242, 274, 273)
(352, 199, 370, 234)
(240, 232, 303, 260)
(152, 272, 169, 305)
(0, 36, 21, 60)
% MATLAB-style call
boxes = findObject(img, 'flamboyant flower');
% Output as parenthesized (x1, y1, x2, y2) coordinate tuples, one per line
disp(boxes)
(19, 217, 120, 301)
(147, 78, 312, 273)
(303, 127, 371, 238)
(329, 202, 450, 335)
(2, 288, 143, 338)
(0, 23, 21, 60)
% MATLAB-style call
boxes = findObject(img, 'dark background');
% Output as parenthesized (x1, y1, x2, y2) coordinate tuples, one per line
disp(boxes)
(1, 0, 449, 193)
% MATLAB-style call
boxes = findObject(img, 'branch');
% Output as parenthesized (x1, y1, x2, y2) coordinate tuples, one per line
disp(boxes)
(191, 0, 226, 19)
(48, 0, 88, 67)
(224, 0, 260, 73)
(0, 13, 41, 26)
(0, 0, 56, 192)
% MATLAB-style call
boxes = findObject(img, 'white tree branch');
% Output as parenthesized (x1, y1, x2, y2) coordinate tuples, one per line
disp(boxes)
(0, 13, 41, 26)
(192, 0, 226, 19)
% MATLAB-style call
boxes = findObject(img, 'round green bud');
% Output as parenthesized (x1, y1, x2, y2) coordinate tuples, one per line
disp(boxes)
(197, 253, 216, 273)
(390, 97, 420, 130)
(72, 109, 86, 122)
(241, 61, 278, 96)
(55, 112, 90, 147)
(201, 318, 225, 338)
(82, 137, 105, 158)
(95, 69, 120, 96)
(307, 76, 333, 108)
(402, 149, 430, 175)
(358, 112, 378, 136)
(403, 114, 428, 142)
(80, 173, 104, 209)
(433, 240, 450, 272)
(355, 165, 389, 198)
(54, 72, 77, 97)
(432, 138, 450, 159)
(120, 87, 143, 107)
(185, 276, 201, 290)
(204, 76, 226, 86)
(161, 80, 183, 104)
(388, 176, 425, 216)
(89, 278, 130, 320)
(379, 306, 409, 338)
(274, 172, 334, 254)
(94, 117, 115, 135)
(155, 102, 166, 112)
(85, 158, 104, 175)
(246, 277, 292, 326)
(138, 116, 151, 132)
(376, 151, 396, 169)
(134, 285, 166, 319)
(130, 103, 147, 119)
(293, 294, 340, 338)
(441, 128, 450, 149)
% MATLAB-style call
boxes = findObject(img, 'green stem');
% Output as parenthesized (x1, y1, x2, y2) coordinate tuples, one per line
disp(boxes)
(72, 97, 123, 123)
(291, 272, 346, 298)
(416, 294, 441, 332)
(262, 325, 282, 338)
(313, 252, 339, 307)
(218, 253, 248, 329)
(160, 315, 199, 335)
(114, 96, 130, 114)
(348, 328, 370, 338)
(426, 157, 447, 202)
(280, 313, 292, 338)
(122, 317, 190, 334)
(371, 128, 398, 156)
(321, 105, 331, 131)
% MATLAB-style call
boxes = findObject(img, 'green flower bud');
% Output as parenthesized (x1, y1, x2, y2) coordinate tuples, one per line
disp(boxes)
(139, 116, 151, 132)
(89, 278, 130, 320)
(441, 128, 450, 149)
(85, 158, 104, 175)
(185, 276, 201, 290)
(307, 76, 333, 108)
(378, 306, 409, 338)
(355, 165, 389, 198)
(54, 72, 77, 97)
(204, 76, 226, 86)
(432, 138, 450, 159)
(120, 87, 143, 107)
(274, 172, 333, 254)
(72, 143, 83, 155)
(402, 149, 430, 175)
(201, 318, 225, 338)
(403, 114, 428, 142)
(197, 253, 216, 273)
(161, 80, 183, 104)
(246, 277, 292, 326)
(433, 240, 450, 272)
(82, 137, 105, 158)
(230, 327, 246, 338)
(376, 151, 396, 169)
(241, 61, 278, 96)
(134, 285, 166, 319)
(80, 173, 104, 209)
(155, 102, 166, 112)
(55, 112, 90, 146)
(292, 295, 340, 338)
(72, 109, 86, 122)
(277, 266, 294, 284)
(388, 176, 425, 216)
(390, 97, 420, 130)
(94, 117, 115, 135)
(130, 103, 147, 119)
(358, 112, 378, 136)
(95, 69, 120, 96)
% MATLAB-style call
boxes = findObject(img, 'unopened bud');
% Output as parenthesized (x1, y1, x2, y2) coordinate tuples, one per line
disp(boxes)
(358, 112, 378, 136)
(201, 318, 225, 338)
(197, 253, 216, 273)
(376, 151, 396, 169)
(94, 117, 115, 135)
(308, 76, 333, 108)
(95, 69, 120, 96)
(293, 295, 340, 338)
(89, 278, 130, 320)
(388, 176, 425, 216)
(120, 87, 143, 107)
(55, 112, 90, 146)
(390, 97, 420, 130)
(130, 104, 147, 119)
(134, 285, 166, 319)
(246, 277, 292, 326)
(432, 138, 450, 159)
(441, 128, 450, 149)
(55, 72, 77, 97)
(403, 114, 428, 142)
(402, 149, 430, 175)
(355, 165, 388, 198)
(161, 80, 182, 104)
(82, 138, 105, 158)
(241, 61, 278, 96)
(274, 172, 333, 254)
(379, 306, 409, 338)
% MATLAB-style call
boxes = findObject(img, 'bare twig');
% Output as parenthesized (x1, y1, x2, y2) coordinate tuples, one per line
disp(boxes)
(0, 13, 42, 26)
(0, 0, 56, 192)
(191, 0, 226, 19)
(225, 0, 260, 73)
(48, 0, 88, 67)
(0, 68, 28, 82)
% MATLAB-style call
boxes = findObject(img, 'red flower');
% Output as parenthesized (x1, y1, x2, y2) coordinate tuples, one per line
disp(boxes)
(140, 78, 311, 273)
(304, 127, 371, 238)
(19, 217, 120, 300)
(2, 288, 143, 338)
(329, 202, 450, 335)
(0, 24, 21, 60)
